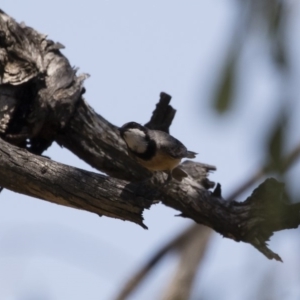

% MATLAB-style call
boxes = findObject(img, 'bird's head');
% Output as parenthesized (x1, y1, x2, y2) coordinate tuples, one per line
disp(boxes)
(119, 122, 149, 153)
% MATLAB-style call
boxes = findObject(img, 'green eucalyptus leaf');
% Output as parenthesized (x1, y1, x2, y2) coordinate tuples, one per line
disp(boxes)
(267, 115, 286, 173)
(214, 59, 235, 113)
(268, 0, 283, 35)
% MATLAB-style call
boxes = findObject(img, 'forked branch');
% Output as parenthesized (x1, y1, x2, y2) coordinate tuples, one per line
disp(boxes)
(0, 10, 299, 263)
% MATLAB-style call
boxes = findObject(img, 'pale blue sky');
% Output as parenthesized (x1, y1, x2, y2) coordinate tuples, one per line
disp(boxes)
(1, 1, 300, 300)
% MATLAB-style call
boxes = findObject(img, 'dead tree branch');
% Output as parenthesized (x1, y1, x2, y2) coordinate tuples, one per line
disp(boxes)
(0, 137, 154, 227)
(0, 10, 300, 264)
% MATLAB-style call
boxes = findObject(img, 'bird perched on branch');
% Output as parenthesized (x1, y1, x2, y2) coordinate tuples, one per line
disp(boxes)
(119, 122, 197, 181)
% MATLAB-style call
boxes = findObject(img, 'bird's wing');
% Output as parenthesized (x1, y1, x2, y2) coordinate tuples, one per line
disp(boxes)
(150, 130, 188, 158)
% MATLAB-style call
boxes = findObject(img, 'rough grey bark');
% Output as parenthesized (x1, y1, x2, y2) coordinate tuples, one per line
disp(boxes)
(0, 137, 154, 227)
(0, 9, 300, 262)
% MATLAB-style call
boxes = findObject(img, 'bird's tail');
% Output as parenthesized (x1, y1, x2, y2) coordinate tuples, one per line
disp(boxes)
(186, 151, 197, 158)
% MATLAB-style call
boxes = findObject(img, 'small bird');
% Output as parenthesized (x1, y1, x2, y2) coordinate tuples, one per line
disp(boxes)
(119, 122, 197, 181)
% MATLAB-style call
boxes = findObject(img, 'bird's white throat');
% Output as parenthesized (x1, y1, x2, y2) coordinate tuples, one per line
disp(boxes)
(124, 128, 148, 153)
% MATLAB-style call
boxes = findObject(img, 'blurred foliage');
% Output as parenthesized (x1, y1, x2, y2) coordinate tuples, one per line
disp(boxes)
(267, 114, 286, 173)
(212, 0, 293, 178)
(213, 58, 235, 113)
(268, 1, 288, 68)
(213, 0, 287, 109)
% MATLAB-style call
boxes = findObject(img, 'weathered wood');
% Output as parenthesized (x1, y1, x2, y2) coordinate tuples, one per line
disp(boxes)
(144, 92, 176, 133)
(0, 9, 87, 154)
(56, 99, 151, 181)
(0, 137, 154, 228)
(0, 9, 300, 262)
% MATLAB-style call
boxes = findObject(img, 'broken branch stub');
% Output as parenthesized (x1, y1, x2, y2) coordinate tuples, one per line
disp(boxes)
(0, 10, 87, 154)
